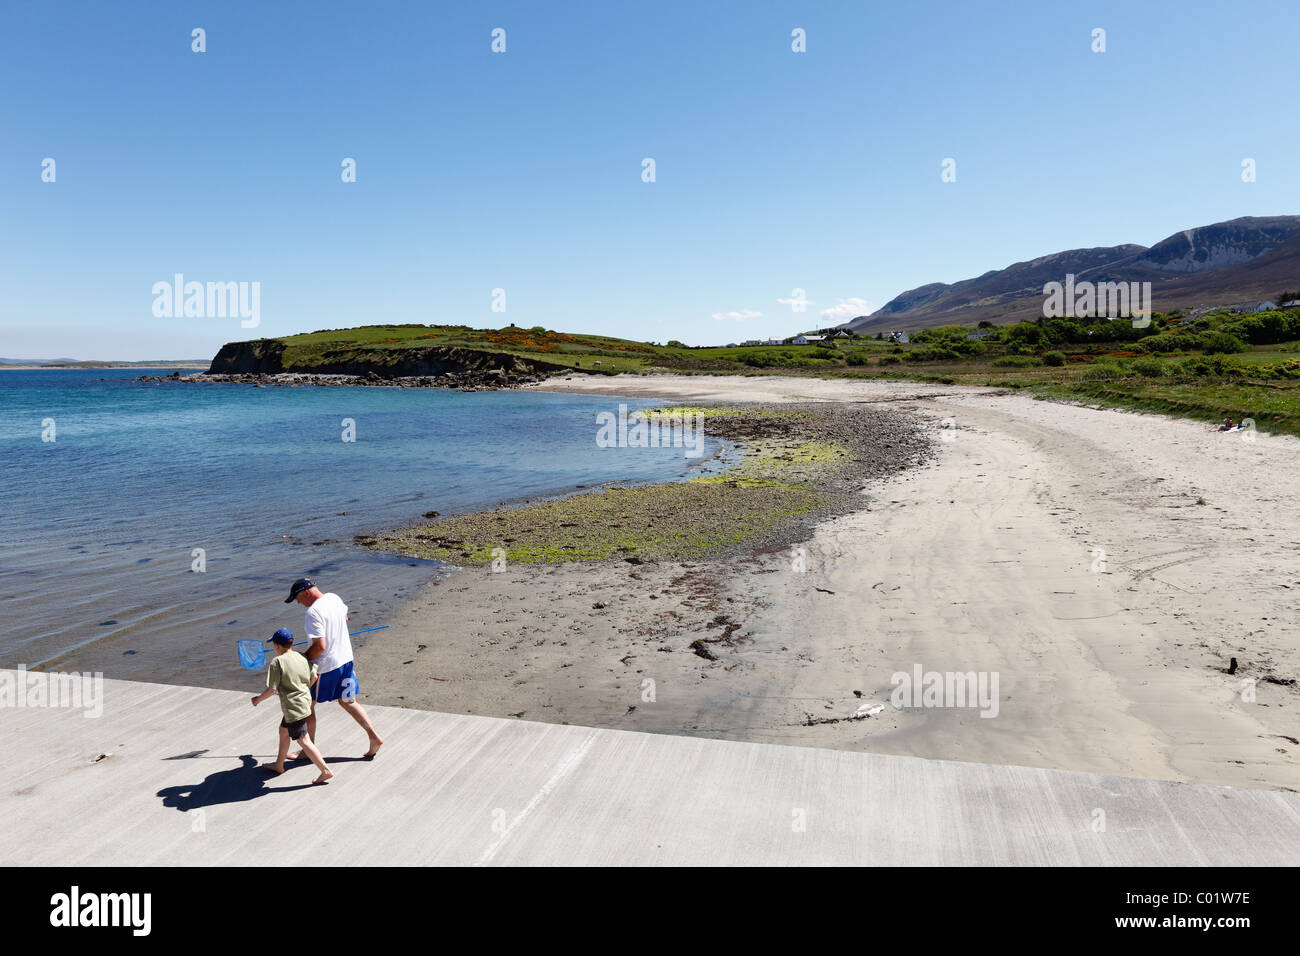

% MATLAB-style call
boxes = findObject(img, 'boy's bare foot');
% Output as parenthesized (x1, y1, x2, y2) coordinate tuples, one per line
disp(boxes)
(261, 763, 285, 775)
(287, 750, 305, 761)
(312, 770, 334, 785)
(362, 737, 384, 759)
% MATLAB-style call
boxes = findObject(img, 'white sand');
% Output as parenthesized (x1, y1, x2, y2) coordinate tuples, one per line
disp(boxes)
(358, 375, 1299, 790)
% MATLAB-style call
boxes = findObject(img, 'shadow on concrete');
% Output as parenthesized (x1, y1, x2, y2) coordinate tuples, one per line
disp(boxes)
(157, 753, 376, 812)
(157, 755, 315, 811)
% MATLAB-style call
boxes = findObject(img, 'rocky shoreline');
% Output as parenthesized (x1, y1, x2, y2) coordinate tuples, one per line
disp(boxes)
(135, 367, 565, 390)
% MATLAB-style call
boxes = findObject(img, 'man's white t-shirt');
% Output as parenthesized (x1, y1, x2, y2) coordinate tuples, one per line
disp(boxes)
(305, 592, 352, 674)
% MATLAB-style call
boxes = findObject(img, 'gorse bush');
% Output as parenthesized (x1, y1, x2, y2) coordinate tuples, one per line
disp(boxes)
(910, 325, 968, 344)
(1001, 317, 1153, 347)
(1223, 309, 1300, 344)
(1042, 351, 1066, 367)
(1136, 333, 1204, 353)
(736, 350, 833, 369)
(1136, 331, 1245, 354)
(1003, 322, 1044, 347)
(878, 354, 902, 365)
(1258, 359, 1300, 379)
(1081, 363, 1121, 381)
(1126, 357, 1168, 378)
(904, 346, 961, 363)
(1174, 355, 1246, 379)
(1200, 332, 1247, 354)
(911, 327, 985, 355)
(736, 350, 787, 368)
(992, 355, 1041, 367)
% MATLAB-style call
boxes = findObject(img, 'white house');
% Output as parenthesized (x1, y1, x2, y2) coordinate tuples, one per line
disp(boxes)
(887, 331, 910, 344)
(792, 334, 824, 345)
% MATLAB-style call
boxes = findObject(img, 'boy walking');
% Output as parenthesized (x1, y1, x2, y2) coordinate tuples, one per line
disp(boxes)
(251, 627, 333, 785)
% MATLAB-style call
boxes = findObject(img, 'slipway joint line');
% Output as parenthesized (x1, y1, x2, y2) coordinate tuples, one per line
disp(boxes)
(475, 731, 598, 866)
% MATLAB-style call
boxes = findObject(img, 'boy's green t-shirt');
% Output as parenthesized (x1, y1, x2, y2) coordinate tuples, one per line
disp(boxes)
(266, 650, 313, 723)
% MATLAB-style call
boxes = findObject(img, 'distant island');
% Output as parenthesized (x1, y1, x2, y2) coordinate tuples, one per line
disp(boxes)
(0, 358, 208, 369)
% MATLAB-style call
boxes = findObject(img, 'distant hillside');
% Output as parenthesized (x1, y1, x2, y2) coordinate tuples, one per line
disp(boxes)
(869, 244, 1147, 320)
(849, 215, 1300, 333)
(0, 358, 206, 368)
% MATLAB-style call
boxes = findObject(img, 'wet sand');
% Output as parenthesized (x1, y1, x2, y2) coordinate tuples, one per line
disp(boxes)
(356, 375, 1300, 791)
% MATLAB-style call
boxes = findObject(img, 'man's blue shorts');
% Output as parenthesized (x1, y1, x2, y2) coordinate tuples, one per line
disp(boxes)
(315, 661, 360, 703)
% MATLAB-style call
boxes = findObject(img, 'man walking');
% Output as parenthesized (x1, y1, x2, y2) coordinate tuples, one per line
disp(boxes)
(283, 577, 384, 760)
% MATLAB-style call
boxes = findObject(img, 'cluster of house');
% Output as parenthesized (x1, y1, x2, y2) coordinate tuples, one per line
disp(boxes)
(1183, 299, 1300, 319)
(790, 330, 854, 345)
(726, 329, 868, 348)
(1223, 300, 1288, 314)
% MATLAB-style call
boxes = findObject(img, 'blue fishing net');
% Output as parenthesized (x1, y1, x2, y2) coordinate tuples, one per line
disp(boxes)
(236, 639, 267, 670)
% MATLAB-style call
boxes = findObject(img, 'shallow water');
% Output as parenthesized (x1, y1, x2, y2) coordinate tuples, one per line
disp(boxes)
(0, 370, 717, 688)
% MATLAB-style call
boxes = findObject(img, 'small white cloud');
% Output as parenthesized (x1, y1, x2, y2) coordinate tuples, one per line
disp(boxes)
(712, 309, 761, 321)
(820, 297, 874, 322)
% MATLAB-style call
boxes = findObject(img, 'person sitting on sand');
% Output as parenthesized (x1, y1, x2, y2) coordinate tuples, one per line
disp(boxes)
(250, 628, 333, 785)
(283, 577, 384, 760)
(1217, 416, 1236, 431)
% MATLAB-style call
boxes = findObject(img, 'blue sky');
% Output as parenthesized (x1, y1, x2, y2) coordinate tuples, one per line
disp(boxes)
(2, 0, 1297, 359)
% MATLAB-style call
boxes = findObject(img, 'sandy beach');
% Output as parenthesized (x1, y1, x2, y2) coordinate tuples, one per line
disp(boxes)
(357, 374, 1300, 791)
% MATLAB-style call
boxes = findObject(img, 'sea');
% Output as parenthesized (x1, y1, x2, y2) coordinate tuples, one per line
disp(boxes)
(0, 369, 720, 689)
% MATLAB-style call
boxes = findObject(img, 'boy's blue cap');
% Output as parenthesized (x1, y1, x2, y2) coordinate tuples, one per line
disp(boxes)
(268, 628, 294, 646)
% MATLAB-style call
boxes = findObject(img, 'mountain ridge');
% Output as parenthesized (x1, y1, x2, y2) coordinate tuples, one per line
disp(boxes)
(848, 215, 1300, 333)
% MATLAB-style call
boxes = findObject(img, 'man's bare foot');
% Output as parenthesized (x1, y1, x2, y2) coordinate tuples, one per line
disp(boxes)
(362, 738, 384, 759)
(313, 770, 334, 785)
(261, 763, 285, 775)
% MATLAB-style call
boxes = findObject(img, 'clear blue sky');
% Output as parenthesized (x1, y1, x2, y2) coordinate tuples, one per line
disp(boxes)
(2, 0, 1297, 359)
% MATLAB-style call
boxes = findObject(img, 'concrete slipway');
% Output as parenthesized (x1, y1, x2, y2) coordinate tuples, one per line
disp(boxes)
(2, 670, 1297, 866)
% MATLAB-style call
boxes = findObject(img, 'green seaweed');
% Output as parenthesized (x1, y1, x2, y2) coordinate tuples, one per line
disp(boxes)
(369, 408, 849, 565)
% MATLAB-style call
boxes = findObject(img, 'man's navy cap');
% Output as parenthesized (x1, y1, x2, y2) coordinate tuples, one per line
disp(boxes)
(284, 577, 314, 603)
(268, 627, 294, 646)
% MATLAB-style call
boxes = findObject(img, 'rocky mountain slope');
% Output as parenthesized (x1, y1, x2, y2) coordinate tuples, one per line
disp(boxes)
(849, 216, 1300, 332)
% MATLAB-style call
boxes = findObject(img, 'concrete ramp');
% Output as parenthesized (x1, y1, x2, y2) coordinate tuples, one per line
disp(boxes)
(2, 670, 1297, 866)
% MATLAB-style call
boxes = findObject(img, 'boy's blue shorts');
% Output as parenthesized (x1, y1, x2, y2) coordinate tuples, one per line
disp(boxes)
(315, 661, 360, 703)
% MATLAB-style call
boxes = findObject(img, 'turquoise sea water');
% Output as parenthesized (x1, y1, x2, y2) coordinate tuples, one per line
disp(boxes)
(0, 369, 716, 688)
